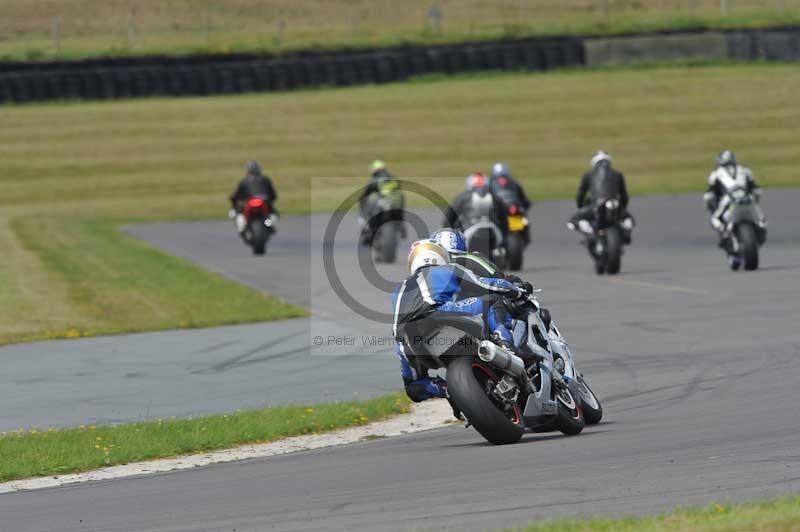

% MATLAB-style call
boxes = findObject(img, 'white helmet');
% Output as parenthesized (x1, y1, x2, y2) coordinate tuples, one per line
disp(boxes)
(407, 240, 449, 274)
(590, 150, 612, 167)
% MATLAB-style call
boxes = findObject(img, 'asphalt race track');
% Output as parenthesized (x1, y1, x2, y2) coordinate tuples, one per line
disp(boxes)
(3, 191, 800, 531)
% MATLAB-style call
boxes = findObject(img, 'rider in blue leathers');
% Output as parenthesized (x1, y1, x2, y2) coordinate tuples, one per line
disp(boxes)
(391, 240, 528, 402)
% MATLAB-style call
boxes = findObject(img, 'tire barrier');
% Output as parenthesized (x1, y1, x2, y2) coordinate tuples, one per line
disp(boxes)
(0, 37, 584, 104)
(1, 27, 798, 105)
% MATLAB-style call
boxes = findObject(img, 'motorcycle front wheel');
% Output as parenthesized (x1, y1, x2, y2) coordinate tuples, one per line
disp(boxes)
(605, 226, 622, 274)
(447, 356, 524, 445)
(554, 384, 585, 435)
(577, 376, 603, 425)
(737, 223, 759, 271)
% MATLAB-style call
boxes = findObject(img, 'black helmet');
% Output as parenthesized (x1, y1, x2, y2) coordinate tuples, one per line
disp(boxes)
(716, 150, 736, 168)
(246, 160, 262, 175)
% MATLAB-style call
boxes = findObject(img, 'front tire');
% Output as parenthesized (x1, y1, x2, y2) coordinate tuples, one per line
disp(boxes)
(506, 233, 524, 271)
(737, 223, 759, 271)
(605, 226, 622, 275)
(554, 384, 585, 435)
(577, 376, 603, 425)
(447, 356, 524, 445)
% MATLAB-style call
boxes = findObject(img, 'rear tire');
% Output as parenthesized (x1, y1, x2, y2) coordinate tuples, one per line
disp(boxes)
(250, 220, 267, 255)
(554, 385, 585, 435)
(737, 223, 759, 271)
(447, 356, 524, 445)
(605, 227, 622, 275)
(377, 223, 398, 263)
(594, 259, 606, 275)
(577, 376, 603, 425)
(507, 233, 524, 271)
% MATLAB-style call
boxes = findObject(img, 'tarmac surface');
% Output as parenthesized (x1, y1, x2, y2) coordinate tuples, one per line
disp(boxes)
(3, 190, 800, 531)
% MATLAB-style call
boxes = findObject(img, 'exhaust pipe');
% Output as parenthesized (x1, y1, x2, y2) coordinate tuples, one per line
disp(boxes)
(478, 341, 527, 379)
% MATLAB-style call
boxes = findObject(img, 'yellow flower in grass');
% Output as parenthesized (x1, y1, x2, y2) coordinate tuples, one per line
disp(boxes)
(305, 408, 314, 414)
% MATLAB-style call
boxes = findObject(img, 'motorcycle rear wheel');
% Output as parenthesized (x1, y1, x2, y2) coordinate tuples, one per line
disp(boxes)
(447, 356, 524, 445)
(506, 233, 524, 271)
(249, 220, 267, 255)
(374, 223, 398, 263)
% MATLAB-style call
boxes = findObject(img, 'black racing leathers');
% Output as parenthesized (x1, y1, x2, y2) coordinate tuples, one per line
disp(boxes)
(490, 175, 531, 211)
(230, 172, 278, 213)
(576, 164, 629, 210)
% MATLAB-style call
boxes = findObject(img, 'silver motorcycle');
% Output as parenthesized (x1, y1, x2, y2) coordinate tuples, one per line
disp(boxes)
(718, 187, 767, 271)
(404, 294, 588, 445)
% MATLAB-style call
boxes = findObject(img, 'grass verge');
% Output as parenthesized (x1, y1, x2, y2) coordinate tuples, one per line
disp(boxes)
(0, 392, 411, 482)
(510, 495, 800, 531)
(0, 217, 305, 346)
(2, 0, 800, 62)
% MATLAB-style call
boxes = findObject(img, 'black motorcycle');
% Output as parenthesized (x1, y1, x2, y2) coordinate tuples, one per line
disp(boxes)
(570, 196, 627, 275)
(359, 183, 404, 263)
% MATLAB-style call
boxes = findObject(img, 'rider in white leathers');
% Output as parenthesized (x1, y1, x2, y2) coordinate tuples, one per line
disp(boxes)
(703, 150, 765, 237)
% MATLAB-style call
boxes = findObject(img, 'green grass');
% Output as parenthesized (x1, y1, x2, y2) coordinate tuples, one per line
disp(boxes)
(1, 0, 799, 62)
(1, 62, 798, 345)
(509, 495, 800, 531)
(0, 392, 411, 482)
(2, 217, 305, 345)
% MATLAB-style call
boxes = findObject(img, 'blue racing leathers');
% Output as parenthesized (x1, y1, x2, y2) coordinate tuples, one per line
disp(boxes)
(391, 264, 523, 402)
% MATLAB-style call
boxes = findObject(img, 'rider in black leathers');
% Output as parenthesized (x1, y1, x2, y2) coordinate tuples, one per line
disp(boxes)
(489, 162, 531, 211)
(569, 151, 634, 243)
(230, 160, 278, 223)
(444, 173, 509, 244)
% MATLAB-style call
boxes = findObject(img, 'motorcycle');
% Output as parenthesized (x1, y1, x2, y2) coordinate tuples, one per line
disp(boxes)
(718, 187, 767, 271)
(505, 202, 530, 271)
(230, 197, 275, 255)
(569, 196, 627, 275)
(359, 182, 404, 263)
(404, 294, 585, 445)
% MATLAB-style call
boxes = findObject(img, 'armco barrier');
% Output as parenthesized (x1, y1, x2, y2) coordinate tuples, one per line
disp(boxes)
(0, 37, 584, 104)
(1, 27, 799, 104)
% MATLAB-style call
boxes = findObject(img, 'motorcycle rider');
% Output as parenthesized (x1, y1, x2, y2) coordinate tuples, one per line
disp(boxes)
(489, 162, 531, 211)
(703, 149, 765, 242)
(359, 160, 405, 244)
(431, 227, 553, 336)
(391, 239, 529, 402)
(443, 172, 509, 244)
(568, 151, 635, 243)
(229, 160, 279, 234)
(431, 228, 503, 278)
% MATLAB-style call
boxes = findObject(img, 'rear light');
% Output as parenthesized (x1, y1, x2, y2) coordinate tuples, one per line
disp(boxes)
(509, 205, 518, 215)
(247, 198, 265, 208)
